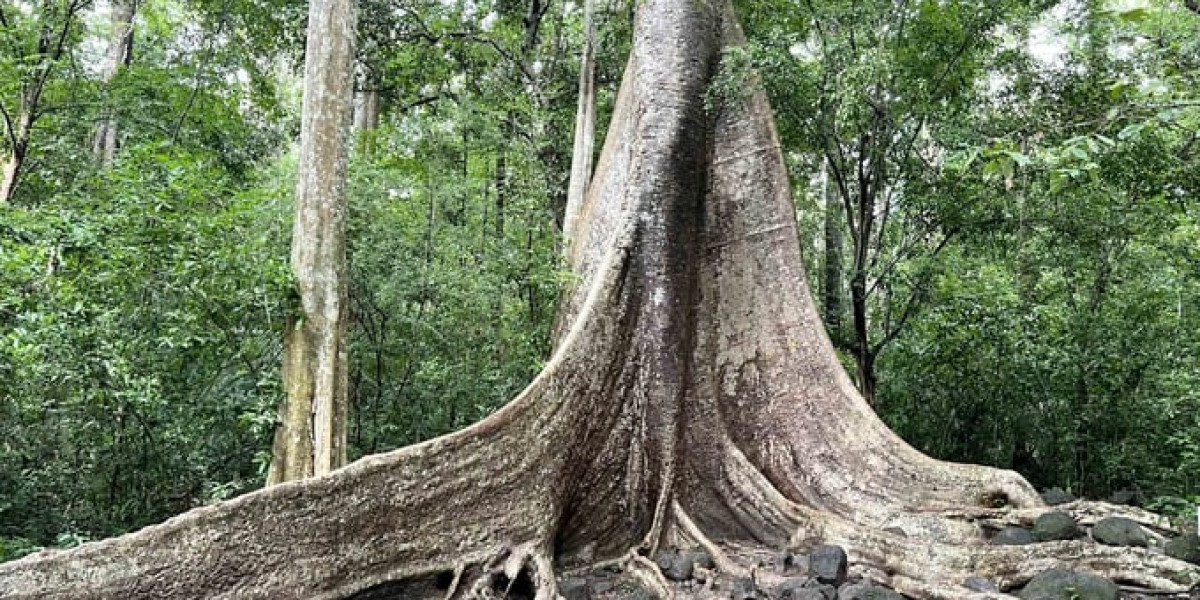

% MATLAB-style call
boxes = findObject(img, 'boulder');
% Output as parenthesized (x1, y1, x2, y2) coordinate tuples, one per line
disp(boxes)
(992, 526, 1036, 546)
(837, 583, 904, 600)
(1040, 487, 1075, 506)
(1091, 516, 1148, 547)
(1017, 568, 1118, 600)
(1033, 512, 1080, 541)
(1165, 532, 1200, 564)
(809, 545, 848, 586)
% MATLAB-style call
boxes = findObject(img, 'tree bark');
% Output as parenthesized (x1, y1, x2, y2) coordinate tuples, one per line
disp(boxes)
(561, 0, 596, 248)
(1, 0, 1195, 597)
(92, 0, 136, 165)
(266, 0, 356, 484)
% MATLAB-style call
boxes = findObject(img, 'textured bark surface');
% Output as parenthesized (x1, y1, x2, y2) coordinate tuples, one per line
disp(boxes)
(1, 0, 1196, 598)
(267, 0, 357, 484)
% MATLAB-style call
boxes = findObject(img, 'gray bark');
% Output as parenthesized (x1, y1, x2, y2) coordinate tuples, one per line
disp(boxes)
(92, 0, 135, 165)
(0, 0, 1194, 597)
(266, 0, 357, 484)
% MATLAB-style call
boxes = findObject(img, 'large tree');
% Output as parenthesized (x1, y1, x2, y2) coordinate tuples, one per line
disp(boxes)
(0, 0, 1195, 597)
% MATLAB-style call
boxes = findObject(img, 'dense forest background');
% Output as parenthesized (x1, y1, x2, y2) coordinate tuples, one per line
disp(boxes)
(0, 0, 1196, 560)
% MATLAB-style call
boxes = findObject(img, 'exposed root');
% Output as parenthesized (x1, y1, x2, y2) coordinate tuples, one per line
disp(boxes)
(442, 564, 466, 600)
(461, 542, 558, 600)
(671, 502, 748, 578)
(937, 500, 1175, 536)
(626, 553, 675, 600)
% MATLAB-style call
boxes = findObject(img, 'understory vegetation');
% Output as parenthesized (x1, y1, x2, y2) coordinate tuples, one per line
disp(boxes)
(1, 0, 1197, 561)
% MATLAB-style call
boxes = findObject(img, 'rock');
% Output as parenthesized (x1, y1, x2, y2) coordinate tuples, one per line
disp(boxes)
(1108, 489, 1142, 506)
(837, 583, 904, 600)
(992, 526, 1036, 545)
(1092, 516, 1148, 547)
(1040, 487, 1075, 506)
(560, 577, 590, 600)
(654, 549, 675, 571)
(964, 576, 999, 593)
(1165, 532, 1200, 564)
(687, 547, 715, 570)
(1017, 568, 1118, 600)
(731, 577, 759, 600)
(808, 545, 848, 586)
(1033, 511, 1080, 541)
(663, 553, 695, 581)
(589, 579, 615, 595)
(776, 579, 833, 600)
(882, 526, 907, 538)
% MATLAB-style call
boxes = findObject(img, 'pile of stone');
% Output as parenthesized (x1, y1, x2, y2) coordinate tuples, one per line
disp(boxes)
(556, 489, 1200, 600)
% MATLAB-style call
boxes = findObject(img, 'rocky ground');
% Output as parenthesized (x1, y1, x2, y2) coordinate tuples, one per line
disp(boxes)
(554, 490, 1200, 600)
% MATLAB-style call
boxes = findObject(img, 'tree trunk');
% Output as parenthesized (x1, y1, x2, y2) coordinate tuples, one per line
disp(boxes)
(266, 0, 356, 484)
(92, 0, 135, 165)
(1, 0, 1194, 597)
(561, 0, 596, 248)
(1, 93, 35, 202)
(821, 159, 844, 344)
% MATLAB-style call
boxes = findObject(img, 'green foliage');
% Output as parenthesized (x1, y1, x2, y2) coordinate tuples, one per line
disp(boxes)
(0, 142, 291, 545)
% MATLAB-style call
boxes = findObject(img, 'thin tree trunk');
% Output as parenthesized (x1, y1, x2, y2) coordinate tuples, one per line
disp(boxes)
(266, 0, 357, 484)
(821, 159, 844, 344)
(562, 0, 596, 248)
(92, 0, 135, 165)
(1, 92, 36, 202)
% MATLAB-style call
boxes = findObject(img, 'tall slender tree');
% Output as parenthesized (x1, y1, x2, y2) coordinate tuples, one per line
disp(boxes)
(266, 0, 357, 483)
(92, 0, 136, 165)
(562, 0, 596, 247)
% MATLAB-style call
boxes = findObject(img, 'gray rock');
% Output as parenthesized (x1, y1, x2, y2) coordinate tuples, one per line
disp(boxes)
(654, 549, 675, 571)
(1040, 487, 1075, 506)
(687, 547, 715, 570)
(837, 583, 904, 600)
(663, 552, 694, 581)
(1033, 511, 1080, 541)
(882, 526, 907, 538)
(964, 576, 999, 593)
(1017, 568, 1118, 600)
(809, 545, 848, 586)
(992, 526, 1036, 546)
(731, 577, 760, 600)
(1091, 516, 1148, 547)
(560, 577, 590, 600)
(1165, 532, 1200, 564)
